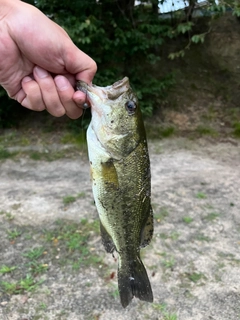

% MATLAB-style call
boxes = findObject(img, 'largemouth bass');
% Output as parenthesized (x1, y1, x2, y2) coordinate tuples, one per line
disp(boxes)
(77, 77, 153, 308)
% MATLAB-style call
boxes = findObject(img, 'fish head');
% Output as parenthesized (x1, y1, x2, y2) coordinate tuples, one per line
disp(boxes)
(87, 77, 145, 158)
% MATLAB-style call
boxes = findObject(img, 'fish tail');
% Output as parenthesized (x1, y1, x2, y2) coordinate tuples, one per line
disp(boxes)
(118, 254, 153, 308)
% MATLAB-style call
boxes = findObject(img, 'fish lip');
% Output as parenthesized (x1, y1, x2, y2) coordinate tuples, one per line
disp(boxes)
(88, 77, 130, 101)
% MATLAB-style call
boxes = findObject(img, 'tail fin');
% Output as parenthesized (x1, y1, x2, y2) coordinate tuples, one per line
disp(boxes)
(118, 255, 153, 308)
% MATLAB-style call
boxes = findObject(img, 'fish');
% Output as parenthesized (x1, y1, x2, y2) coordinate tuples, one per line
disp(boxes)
(76, 77, 154, 308)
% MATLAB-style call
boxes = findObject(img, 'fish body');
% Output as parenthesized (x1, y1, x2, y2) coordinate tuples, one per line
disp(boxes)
(78, 77, 153, 308)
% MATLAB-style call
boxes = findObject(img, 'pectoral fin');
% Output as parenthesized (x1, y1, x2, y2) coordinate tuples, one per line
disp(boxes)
(140, 206, 154, 248)
(100, 220, 115, 254)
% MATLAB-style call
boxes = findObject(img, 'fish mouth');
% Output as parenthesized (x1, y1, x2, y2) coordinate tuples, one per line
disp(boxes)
(88, 77, 130, 101)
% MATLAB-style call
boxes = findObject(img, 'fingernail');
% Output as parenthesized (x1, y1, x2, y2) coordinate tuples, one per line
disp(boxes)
(35, 66, 48, 78)
(22, 76, 33, 83)
(55, 76, 69, 91)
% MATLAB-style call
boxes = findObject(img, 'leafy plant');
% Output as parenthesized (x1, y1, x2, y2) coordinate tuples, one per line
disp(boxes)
(23, 247, 46, 260)
(0, 265, 16, 274)
(7, 229, 21, 240)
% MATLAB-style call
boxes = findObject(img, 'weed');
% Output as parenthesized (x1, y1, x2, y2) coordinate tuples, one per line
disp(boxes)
(203, 212, 219, 221)
(182, 216, 193, 224)
(170, 231, 180, 240)
(152, 302, 167, 311)
(152, 303, 177, 320)
(233, 122, 240, 138)
(0, 148, 16, 160)
(63, 195, 76, 205)
(39, 302, 47, 310)
(29, 150, 67, 161)
(0, 211, 14, 220)
(7, 228, 21, 240)
(109, 284, 120, 299)
(63, 193, 86, 205)
(30, 152, 42, 160)
(162, 257, 175, 269)
(195, 233, 211, 242)
(43, 219, 101, 268)
(27, 261, 48, 275)
(5, 212, 15, 221)
(0, 274, 43, 294)
(187, 272, 204, 283)
(196, 125, 217, 136)
(23, 247, 46, 260)
(0, 265, 16, 274)
(146, 125, 175, 140)
(163, 313, 178, 320)
(196, 192, 207, 199)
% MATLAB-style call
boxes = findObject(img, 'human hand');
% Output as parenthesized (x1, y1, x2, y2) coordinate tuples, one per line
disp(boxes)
(0, 0, 97, 118)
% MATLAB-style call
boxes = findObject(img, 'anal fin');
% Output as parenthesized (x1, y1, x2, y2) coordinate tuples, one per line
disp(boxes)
(140, 206, 154, 248)
(100, 220, 115, 254)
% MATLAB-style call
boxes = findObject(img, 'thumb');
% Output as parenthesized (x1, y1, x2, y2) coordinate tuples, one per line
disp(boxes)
(64, 44, 97, 84)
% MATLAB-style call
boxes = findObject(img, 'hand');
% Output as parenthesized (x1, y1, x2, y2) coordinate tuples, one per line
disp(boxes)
(0, 0, 97, 118)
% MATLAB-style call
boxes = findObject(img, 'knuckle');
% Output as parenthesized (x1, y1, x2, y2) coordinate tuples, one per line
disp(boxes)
(90, 60, 97, 74)
(52, 107, 66, 117)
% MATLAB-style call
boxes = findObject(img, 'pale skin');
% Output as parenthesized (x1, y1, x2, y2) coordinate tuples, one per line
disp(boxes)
(0, 0, 97, 118)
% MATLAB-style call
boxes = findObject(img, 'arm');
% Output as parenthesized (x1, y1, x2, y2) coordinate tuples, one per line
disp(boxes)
(0, 0, 97, 118)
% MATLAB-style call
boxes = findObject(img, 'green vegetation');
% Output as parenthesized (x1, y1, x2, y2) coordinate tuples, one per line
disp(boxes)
(187, 272, 205, 283)
(196, 192, 207, 199)
(23, 247, 46, 260)
(196, 125, 218, 137)
(0, 265, 16, 274)
(63, 192, 86, 205)
(1, 0, 238, 129)
(7, 228, 21, 240)
(233, 122, 240, 138)
(182, 216, 193, 224)
(0, 218, 102, 299)
(153, 303, 178, 320)
(43, 219, 101, 268)
(162, 257, 175, 269)
(0, 147, 16, 160)
(203, 212, 220, 221)
(0, 274, 43, 295)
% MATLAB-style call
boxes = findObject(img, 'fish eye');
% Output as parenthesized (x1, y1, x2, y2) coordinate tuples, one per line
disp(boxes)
(125, 100, 137, 115)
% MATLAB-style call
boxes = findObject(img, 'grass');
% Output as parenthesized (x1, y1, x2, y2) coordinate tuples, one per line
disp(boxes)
(7, 228, 21, 240)
(0, 147, 17, 160)
(152, 303, 177, 320)
(0, 265, 16, 274)
(232, 122, 240, 138)
(29, 150, 67, 161)
(196, 125, 218, 137)
(0, 274, 43, 294)
(43, 219, 101, 268)
(195, 233, 211, 242)
(63, 192, 86, 205)
(145, 124, 175, 140)
(0, 218, 102, 300)
(23, 247, 46, 260)
(203, 212, 220, 221)
(61, 132, 87, 146)
(196, 192, 207, 199)
(186, 272, 205, 283)
(182, 216, 193, 224)
(162, 257, 175, 269)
